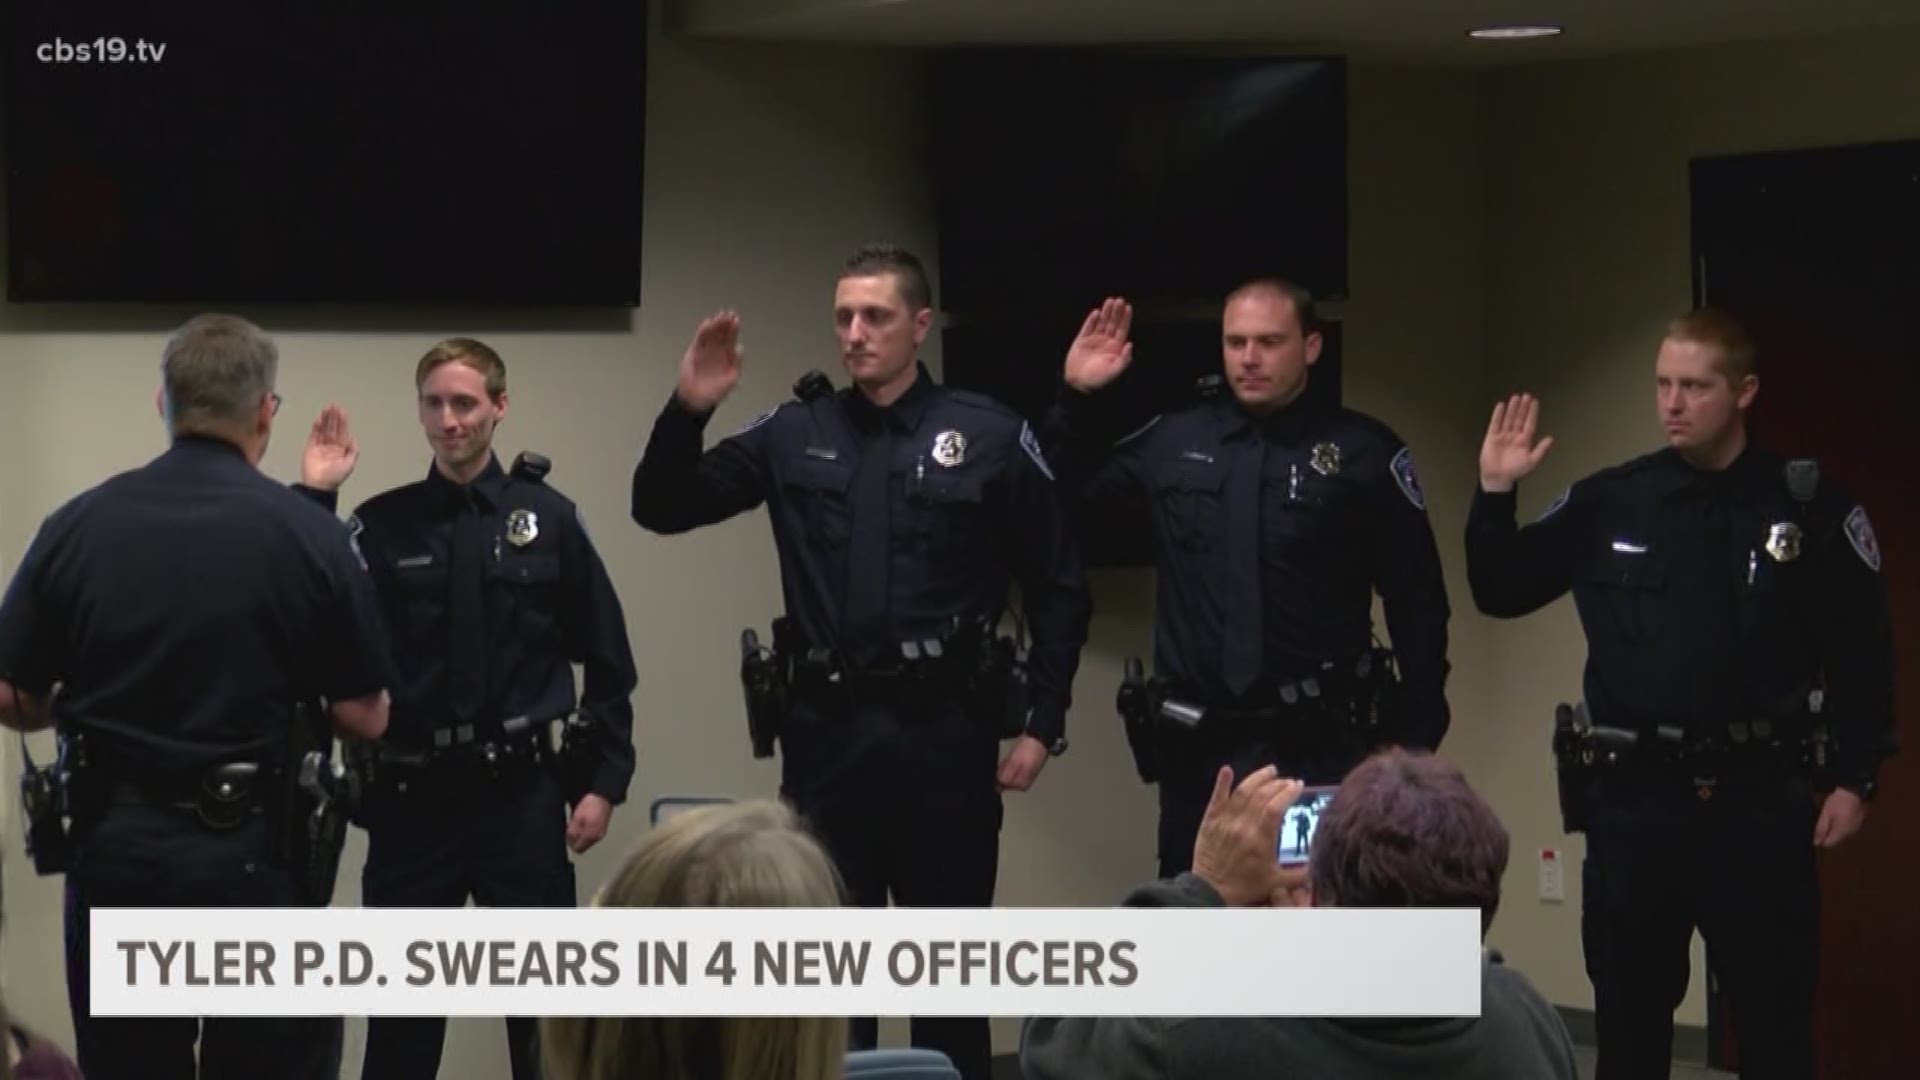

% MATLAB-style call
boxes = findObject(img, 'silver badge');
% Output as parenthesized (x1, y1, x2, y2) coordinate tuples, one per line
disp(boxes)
(1764, 522, 1802, 563)
(931, 430, 968, 468)
(505, 508, 539, 547)
(1310, 442, 1342, 477)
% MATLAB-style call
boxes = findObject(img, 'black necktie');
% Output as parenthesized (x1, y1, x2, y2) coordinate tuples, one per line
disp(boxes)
(843, 424, 893, 664)
(448, 489, 489, 720)
(1222, 437, 1267, 697)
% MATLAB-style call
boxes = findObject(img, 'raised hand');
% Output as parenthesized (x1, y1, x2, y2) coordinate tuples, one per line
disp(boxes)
(1480, 393, 1554, 493)
(676, 310, 744, 413)
(301, 404, 359, 491)
(1064, 297, 1135, 393)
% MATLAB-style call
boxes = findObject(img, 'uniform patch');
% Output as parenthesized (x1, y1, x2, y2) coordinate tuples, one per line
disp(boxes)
(731, 404, 779, 437)
(1310, 442, 1343, 477)
(931, 429, 968, 468)
(346, 515, 368, 570)
(506, 508, 540, 547)
(1389, 446, 1425, 510)
(1538, 488, 1571, 522)
(1845, 506, 1881, 572)
(1019, 422, 1054, 481)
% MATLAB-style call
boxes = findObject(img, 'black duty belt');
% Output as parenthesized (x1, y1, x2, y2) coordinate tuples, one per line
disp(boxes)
(108, 761, 279, 831)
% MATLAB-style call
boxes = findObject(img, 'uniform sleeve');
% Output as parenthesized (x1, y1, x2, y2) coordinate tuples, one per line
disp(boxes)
(558, 505, 640, 804)
(1366, 442, 1452, 749)
(1808, 494, 1896, 791)
(1040, 387, 1154, 534)
(291, 483, 339, 515)
(310, 521, 395, 704)
(1466, 478, 1591, 619)
(630, 394, 774, 534)
(1001, 421, 1093, 746)
(0, 517, 64, 695)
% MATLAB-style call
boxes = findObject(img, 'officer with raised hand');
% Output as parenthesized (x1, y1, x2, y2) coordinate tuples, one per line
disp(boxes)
(1465, 308, 1895, 1080)
(296, 337, 638, 1080)
(0, 313, 392, 1080)
(1045, 282, 1452, 878)
(630, 243, 1091, 1080)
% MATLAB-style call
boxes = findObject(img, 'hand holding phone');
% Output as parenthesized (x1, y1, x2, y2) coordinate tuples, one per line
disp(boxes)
(1277, 784, 1338, 867)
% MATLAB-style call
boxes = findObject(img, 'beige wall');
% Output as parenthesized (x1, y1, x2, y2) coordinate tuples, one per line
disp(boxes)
(1478, 24, 1920, 1025)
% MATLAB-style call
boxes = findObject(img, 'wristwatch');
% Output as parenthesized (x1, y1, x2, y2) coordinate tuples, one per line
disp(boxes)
(1842, 777, 1879, 803)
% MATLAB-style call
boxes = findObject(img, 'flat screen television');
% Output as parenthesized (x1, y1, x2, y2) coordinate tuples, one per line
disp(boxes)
(4, 3, 648, 305)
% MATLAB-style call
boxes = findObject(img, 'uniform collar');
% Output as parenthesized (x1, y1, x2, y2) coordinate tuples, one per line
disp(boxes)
(1215, 389, 1319, 444)
(843, 362, 935, 435)
(167, 433, 252, 463)
(1654, 441, 1777, 500)
(423, 452, 508, 511)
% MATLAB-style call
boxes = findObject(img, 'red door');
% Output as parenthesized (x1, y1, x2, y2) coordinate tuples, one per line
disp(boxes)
(1699, 247, 1920, 1076)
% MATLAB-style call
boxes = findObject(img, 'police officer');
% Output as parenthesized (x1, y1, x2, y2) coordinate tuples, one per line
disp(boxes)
(295, 338, 639, 1080)
(1045, 283, 1452, 878)
(0, 314, 393, 1080)
(630, 244, 1091, 1080)
(1465, 308, 1895, 1080)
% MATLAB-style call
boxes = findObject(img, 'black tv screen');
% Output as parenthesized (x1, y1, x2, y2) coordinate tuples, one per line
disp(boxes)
(930, 51, 1347, 319)
(4, 3, 648, 305)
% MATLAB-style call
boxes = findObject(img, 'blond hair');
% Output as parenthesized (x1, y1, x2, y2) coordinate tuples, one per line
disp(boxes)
(1666, 307, 1757, 384)
(415, 336, 506, 398)
(541, 801, 849, 1080)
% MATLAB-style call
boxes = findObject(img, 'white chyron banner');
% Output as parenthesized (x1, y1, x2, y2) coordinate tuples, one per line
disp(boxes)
(91, 906, 1483, 1018)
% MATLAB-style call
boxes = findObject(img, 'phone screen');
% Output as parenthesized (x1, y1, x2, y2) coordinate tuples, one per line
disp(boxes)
(1277, 784, 1338, 867)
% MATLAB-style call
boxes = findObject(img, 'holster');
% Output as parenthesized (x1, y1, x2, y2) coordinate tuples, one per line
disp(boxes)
(954, 617, 1031, 740)
(20, 729, 90, 876)
(741, 620, 793, 759)
(1551, 703, 1592, 834)
(551, 710, 600, 806)
(1117, 658, 1160, 783)
(275, 701, 356, 907)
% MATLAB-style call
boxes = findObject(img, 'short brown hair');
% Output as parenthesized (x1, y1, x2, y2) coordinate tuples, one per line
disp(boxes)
(1665, 307, 1756, 383)
(161, 313, 279, 435)
(839, 243, 933, 313)
(416, 337, 506, 398)
(1310, 750, 1510, 935)
(1226, 276, 1319, 334)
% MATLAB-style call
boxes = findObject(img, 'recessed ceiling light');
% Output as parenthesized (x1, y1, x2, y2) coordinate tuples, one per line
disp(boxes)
(1468, 25, 1564, 41)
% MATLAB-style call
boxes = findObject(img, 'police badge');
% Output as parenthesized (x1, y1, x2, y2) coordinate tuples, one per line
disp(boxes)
(1764, 522, 1802, 562)
(931, 430, 968, 468)
(505, 508, 540, 547)
(1310, 442, 1342, 477)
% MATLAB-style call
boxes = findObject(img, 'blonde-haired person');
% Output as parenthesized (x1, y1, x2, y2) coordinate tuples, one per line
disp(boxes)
(542, 800, 850, 1080)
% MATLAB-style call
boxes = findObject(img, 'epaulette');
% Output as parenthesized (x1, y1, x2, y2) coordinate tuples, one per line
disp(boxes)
(946, 387, 1018, 416)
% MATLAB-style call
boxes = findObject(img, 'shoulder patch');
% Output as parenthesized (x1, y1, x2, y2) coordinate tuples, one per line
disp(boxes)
(1390, 446, 1426, 511)
(1019, 421, 1054, 481)
(731, 402, 784, 438)
(1115, 414, 1162, 449)
(346, 514, 368, 570)
(948, 388, 1015, 416)
(1538, 488, 1572, 522)
(1844, 505, 1881, 572)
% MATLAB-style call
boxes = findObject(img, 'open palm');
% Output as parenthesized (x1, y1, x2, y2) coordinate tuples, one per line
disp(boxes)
(1064, 297, 1135, 393)
(677, 310, 743, 412)
(302, 404, 358, 490)
(1480, 393, 1554, 491)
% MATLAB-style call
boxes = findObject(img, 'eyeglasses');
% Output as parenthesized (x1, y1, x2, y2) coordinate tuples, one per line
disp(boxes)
(268, 392, 283, 415)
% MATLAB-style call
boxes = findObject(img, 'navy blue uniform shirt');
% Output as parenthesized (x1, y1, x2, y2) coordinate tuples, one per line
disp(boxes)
(0, 436, 392, 773)
(631, 364, 1092, 747)
(303, 454, 639, 802)
(1045, 386, 1453, 749)
(1466, 444, 1895, 791)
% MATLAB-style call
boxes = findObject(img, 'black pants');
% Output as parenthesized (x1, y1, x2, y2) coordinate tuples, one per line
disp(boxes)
(358, 760, 577, 1080)
(1154, 715, 1366, 879)
(63, 803, 341, 1080)
(1582, 768, 1820, 1080)
(781, 695, 1002, 1080)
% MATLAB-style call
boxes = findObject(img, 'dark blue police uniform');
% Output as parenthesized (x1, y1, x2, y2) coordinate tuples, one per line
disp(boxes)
(631, 363, 1092, 1080)
(1467, 444, 1895, 1080)
(301, 452, 638, 1080)
(0, 435, 392, 1080)
(1046, 385, 1452, 877)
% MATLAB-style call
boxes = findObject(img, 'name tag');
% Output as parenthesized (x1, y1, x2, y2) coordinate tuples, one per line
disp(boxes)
(1610, 540, 1648, 555)
(396, 555, 434, 568)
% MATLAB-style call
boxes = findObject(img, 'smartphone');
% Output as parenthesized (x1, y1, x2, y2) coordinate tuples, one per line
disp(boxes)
(1277, 784, 1338, 867)
(648, 795, 735, 827)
